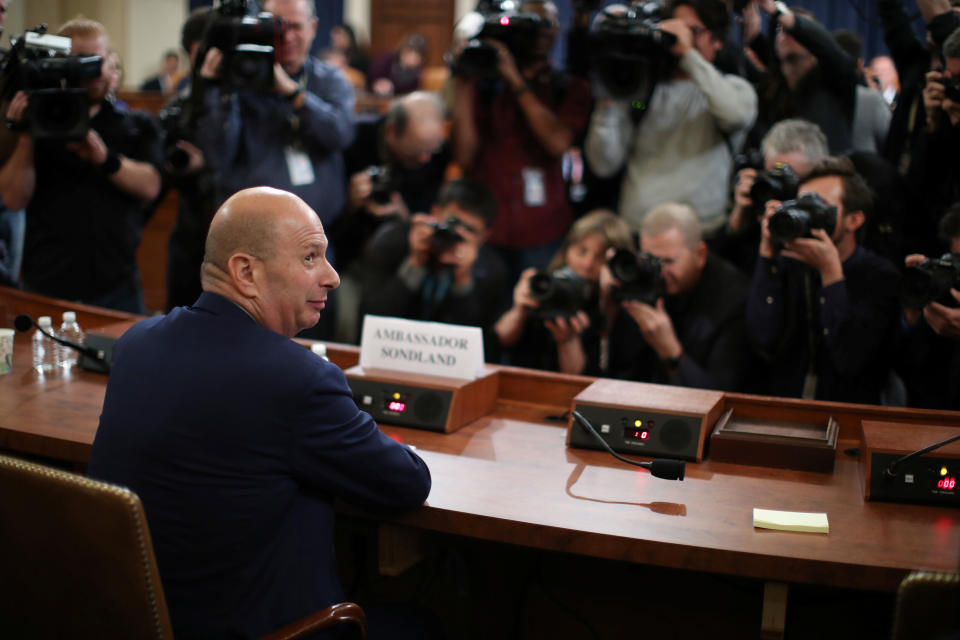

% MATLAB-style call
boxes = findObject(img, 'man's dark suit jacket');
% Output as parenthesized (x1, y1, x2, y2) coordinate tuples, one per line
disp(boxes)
(88, 292, 432, 639)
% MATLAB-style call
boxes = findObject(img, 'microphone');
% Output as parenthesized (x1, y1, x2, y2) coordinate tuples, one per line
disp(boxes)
(14, 314, 111, 372)
(884, 431, 960, 479)
(571, 410, 686, 481)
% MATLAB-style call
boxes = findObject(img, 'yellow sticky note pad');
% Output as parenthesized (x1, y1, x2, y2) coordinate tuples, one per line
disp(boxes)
(753, 508, 829, 534)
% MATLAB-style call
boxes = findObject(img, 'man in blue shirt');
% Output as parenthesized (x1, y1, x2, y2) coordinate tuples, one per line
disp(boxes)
(195, 0, 355, 235)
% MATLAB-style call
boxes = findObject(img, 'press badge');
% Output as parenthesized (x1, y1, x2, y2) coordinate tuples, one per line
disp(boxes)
(522, 167, 546, 207)
(285, 146, 315, 186)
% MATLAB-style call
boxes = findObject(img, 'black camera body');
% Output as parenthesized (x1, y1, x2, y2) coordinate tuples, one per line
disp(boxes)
(202, 0, 283, 93)
(528, 266, 594, 319)
(587, 4, 676, 99)
(0, 27, 102, 141)
(366, 165, 396, 206)
(750, 162, 800, 212)
(453, 12, 550, 78)
(768, 192, 838, 247)
(157, 101, 194, 172)
(943, 76, 960, 103)
(428, 218, 466, 252)
(607, 248, 664, 305)
(900, 253, 960, 310)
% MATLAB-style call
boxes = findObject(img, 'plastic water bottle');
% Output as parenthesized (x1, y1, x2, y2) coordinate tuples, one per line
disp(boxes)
(32, 315, 56, 373)
(56, 311, 85, 370)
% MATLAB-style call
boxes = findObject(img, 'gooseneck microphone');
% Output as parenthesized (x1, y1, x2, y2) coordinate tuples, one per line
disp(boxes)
(14, 314, 111, 372)
(884, 431, 960, 479)
(571, 410, 686, 480)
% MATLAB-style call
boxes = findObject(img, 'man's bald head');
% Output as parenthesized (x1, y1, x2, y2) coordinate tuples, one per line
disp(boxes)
(202, 188, 291, 278)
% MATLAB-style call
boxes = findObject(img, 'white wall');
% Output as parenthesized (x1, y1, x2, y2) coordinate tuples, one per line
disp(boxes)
(124, 0, 187, 90)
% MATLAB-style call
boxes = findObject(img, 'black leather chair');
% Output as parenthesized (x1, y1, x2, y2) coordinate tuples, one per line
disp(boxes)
(0, 453, 366, 639)
(891, 570, 960, 640)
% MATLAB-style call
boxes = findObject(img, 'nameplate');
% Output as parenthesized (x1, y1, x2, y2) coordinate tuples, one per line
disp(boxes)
(359, 315, 484, 381)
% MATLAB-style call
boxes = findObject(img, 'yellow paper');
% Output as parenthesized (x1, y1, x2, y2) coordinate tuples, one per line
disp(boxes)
(753, 508, 829, 533)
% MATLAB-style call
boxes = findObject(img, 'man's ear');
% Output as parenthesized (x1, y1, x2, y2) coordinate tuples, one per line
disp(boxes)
(844, 210, 866, 234)
(227, 253, 260, 297)
(695, 241, 708, 270)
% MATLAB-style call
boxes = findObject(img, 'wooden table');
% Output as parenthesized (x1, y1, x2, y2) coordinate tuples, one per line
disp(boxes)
(2, 287, 958, 637)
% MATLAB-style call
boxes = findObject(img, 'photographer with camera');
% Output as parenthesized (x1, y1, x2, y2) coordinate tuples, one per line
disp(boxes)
(495, 209, 633, 374)
(600, 203, 750, 390)
(584, 0, 757, 234)
(194, 0, 355, 233)
(745, 156, 902, 404)
(451, 0, 593, 280)
(711, 118, 827, 274)
(0, 18, 163, 313)
(358, 179, 509, 358)
(897, 202, 960, 408)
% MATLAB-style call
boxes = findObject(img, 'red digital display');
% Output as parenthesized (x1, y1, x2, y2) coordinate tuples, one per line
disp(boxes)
(625, 428, 650, 441)
(387, 401, 407, 413)
(937, 476, 956, 490)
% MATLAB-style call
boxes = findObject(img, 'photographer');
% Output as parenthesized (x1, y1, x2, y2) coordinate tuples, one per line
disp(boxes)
(897, 202, 960, 409)
(711, 118, 828, 274)
(745, 157, 902, 404)
(336, 91, 449, 271)
(495, 209, 633, 374)
(601, 203, 750, 390)
(451, 0, 593, 279)
(584, 0, 757, 234)
(747, 2, 857, 154)
(194, 0, 355, 233)
(358, 179, 509, 359)
(0, 18, 163, 313)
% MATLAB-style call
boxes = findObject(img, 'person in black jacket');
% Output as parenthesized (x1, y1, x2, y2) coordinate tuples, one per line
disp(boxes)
(746, 156, 902, 404)
(603, 203, 751, 391)
(747, 1, 857, 153)
(358, 179, 509, 361)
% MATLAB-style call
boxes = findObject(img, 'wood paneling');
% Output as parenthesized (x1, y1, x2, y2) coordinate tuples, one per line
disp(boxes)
(370, 0, 455, 68)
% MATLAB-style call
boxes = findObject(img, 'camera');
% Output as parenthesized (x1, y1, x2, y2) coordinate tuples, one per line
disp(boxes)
(750, 163, 800, 213)
(587, 3, 676, 99)
(900, 253, 960, 310)
(607, 249, 664, 305)
(943, 76, 960, 103)
(366, 165, 396, 206)
(428, 218, 466, 252)
(157, 102, 195, 172)
(528, 266, 594, 318)
(768, 193, 838, 247)
(452, 11, 550, 78)
(0, 26, 103, 140)
(200, 0, 284, 93)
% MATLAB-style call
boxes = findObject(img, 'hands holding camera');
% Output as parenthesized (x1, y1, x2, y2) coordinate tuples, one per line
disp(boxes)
(904, 254, 960, 338)
(923, 69, 960, 131)
(347, 169, 410, 219)
(729, 168, 758, 233)
(759, 199, 844, 285)
(7, 89, 112, 167)
(407, 213, 480, 288)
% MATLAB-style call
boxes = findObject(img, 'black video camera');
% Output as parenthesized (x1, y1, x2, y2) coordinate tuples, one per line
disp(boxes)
(366, 165, 396, 206)
(528, 266, 594, 319)
(900, 253, 960, 310)
(768, 192, 838, 248)
(607, 248, 664, 304)
(452, 11, 550, 78)
(157, 101, 194, 172)
(200, 0, 283, 93)
(587, 4, 676, 99)
(750, 163, 800, 213)
(0, 26, 102, 140)
(428, 218, 466, 252)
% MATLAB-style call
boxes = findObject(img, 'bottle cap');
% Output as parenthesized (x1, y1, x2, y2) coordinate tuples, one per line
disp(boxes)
(38, 316, 52, 328)
(310, 343, 328, 359)
(63, 311, 76, 322)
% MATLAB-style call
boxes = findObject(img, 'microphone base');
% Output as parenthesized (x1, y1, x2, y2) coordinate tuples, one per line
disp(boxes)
(862, 421, 960, 507)
(78, 333, 116, 375)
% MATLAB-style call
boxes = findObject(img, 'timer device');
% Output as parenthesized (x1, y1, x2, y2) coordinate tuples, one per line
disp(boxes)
(345, 366, 499, 433)
(861, 421, 960, 507)
(567, 379, 725, 462)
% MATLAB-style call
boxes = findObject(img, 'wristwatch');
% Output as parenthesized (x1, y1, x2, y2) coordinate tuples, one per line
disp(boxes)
(100, 150, 122, 175)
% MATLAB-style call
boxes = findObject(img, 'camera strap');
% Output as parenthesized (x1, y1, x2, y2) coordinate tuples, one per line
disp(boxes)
(800, 270, 820, 400)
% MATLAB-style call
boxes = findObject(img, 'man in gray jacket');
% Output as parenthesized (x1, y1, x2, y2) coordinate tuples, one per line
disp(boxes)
(584, 0, 757, 233)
